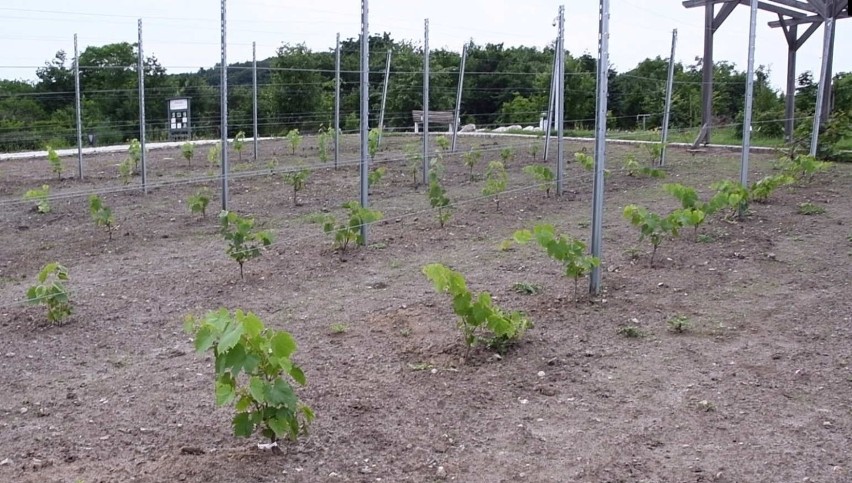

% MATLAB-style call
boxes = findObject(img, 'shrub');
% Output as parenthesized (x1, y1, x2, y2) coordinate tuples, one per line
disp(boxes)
(422, 263, 532, 354)
(184, 309, 314, 444)
(24, 185, 51, 213)
(322, 201, 383, 254)
(219, 211, 274, 279)
(88, 195, 115, 240)
(26, 262, 71, 324)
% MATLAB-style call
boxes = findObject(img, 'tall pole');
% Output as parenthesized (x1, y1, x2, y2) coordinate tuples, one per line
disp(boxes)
(556, 5, 565, 196)
(784, 24, 798, 143)
(334, 33, 341, 169)
(810, 15, 834, 157)
(660, 29, 678, 166)
(820, 13, 836, 125)
(359, 0, 370, 241)
(699, 2, 714, 145)
(543, 50, 557, 161)
(451, 43, 468, 153)
(740, 0, 758, 187)
(422, 19, 430, 183)
(378, 49, 392, 147)
(220, 0, 229, 210)
(137, 19, 147, 195)
(252, 41, 258, 161)
(590, 0, 610, 295)
(74, 33, 83, 180)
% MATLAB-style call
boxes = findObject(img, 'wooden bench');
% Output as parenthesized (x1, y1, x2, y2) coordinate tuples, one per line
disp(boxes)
(412, 110, 457, 133)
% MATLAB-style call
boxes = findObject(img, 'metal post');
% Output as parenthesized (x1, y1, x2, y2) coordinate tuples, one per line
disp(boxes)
(359, 0, 370, 242)
(740, 0, 759, 187)
(543, 50, 557, 161)
(220, 0, 229, 210)
(660, 29, 678, 166)
(820, 15, 836, 125)
(252, 41, 258, 161)
(556, 5, 565, 196)
(699, 2, 714, 145)
(810, 16, 834, 156)
(451, 43, 467, 153)
(74, 34, 83, 179)
(589, 0, 609, 295)
(784, 25, 797, 142)
(378, 49, 392, 147)
(334, 33, 341, 169)
(137, 19, 147, 195)
(422, 18, 430, 182)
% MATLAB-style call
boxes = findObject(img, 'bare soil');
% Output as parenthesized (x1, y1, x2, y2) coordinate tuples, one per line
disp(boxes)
(1, 136, 851, 483)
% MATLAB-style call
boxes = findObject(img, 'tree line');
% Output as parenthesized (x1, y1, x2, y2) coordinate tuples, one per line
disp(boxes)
(1, 33, 849, 152)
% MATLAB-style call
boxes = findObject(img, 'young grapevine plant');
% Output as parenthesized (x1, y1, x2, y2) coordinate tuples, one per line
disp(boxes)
(427, 161, 452, 227)
(404, 143, 423, 186)
(513, 224, 600, 301)
(286, 129, 302, 155)
(710, 180, 750, 220)
(368, 128, 381, 159)
(181, 142, 195, 167)
(184, 309, 314, 444)
(368, 166, 386, 189)
(482, 161, 508, 211)
(88, 195, 115, 240)
(750, 174, 794, 203)
(128, 138, 142, 173)
(24, 185, 51, 213)
(522, 165, 555, 197)
(219, 211, 274, 279)
(234, 131, 246, 161)
(187, 188, 211, 218)
(322, 201, 383, 255)
(318, 127, 331, 163)
(208, 142, 222, 168)
(422, 263, 532, 354)
(282, 167, 310, 206)
(26, 262, 71, 324)
(463, 148, 482, 182)
(499, 147, 514, 167)
(623, 204, 681, 267)
(47, 146, 63, 179)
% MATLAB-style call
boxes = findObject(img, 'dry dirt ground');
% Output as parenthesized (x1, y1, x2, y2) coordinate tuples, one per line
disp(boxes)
(0, 136, 851, 483)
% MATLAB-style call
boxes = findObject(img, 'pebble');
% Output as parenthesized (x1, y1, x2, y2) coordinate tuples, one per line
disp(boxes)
(0, 458, 11, 466)
(436, 466, 447, 479)
(537, 371, 546, 378)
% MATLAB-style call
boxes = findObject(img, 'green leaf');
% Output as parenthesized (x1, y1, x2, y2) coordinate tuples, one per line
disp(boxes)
(241, 312, 264, 337)
(270, 332, 297, 359)
(266, 416, 290, 439)
(233, 412, 254, 437)
(194, 325, 217, 353)
(215, 380, 236, 406)
(266, 379, 297, 409)
(289, 365, 307, 385)
(249, 376, 266, 403)
(218, 323, 244, 354)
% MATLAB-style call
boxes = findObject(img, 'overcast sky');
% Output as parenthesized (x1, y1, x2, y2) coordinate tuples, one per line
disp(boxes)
(0, 0, 848, 90)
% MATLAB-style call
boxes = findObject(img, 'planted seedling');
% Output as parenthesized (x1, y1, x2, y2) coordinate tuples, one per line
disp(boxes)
(667, 315, 691, 333)
(26, 262, 71, 324)
(482, 161, 508, 211)
(234, 131, 246, 161)
(575, 151, 594, 171)
(219, 211, 274, 279)
(286, 129, 302, 155)
(88, 195, 115, 240)
(47, 146, 63, 179)
(797, 202, 825, 215)
(368, 128, 381, 159)
(513, 224, 601, 301)
(282, 167, 310, 206)
(618, 326, 644, 338)
(128, 138, 142, 173)
(624, 153, 666, 178)
(368, 166, 386, 190)
(522, 165, 555, 197)
(187, 188, 211, 218)
(184, 309, 314, 444)
(623, 204, 681, 267)
(329, 323, 348, 334)
(645, 143, 663, 165)
(118, 158, 133, 185)
(404, 143, 423, 186)
(784, 154, 829, 182)
(499, 147, 514, 167)
(750, 174, 794, 203)
(427, 161, 452, 228)
(181, 142, 195, 167)
(710, 180, 750, 220)
(24, 185, 51, 213)
(529, 142, 540, 160)
(435, 136, 450, 156)
(463, 148, 482, 182)
(208, 142, 222, 168)
(322, 201, 383, 255)
(318, 127, 331, 163)
(512, 282, 541, 295)
(423, 263, 532, 355)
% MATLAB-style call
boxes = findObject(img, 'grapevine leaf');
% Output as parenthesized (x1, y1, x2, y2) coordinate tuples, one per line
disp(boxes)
(249, 376, 266, 403)
(218, 323, 244, 354)
(267, 416, 289, 439)
(266, 379, 297, 409)
(215, 379, 236, 406)
(232, 412, 254, 437)
(194, 325, 217, 353)
(270, 332, 297, 359)
(289, 365, 307, 386)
